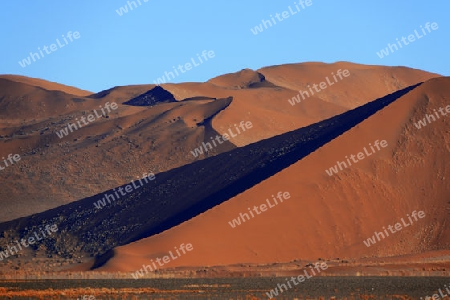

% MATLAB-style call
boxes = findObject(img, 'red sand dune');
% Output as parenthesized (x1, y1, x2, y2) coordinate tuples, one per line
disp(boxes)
(99, 77, 450, 272)
(0, 63, 441, 222)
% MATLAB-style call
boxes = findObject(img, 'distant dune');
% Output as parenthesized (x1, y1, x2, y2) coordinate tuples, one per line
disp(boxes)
(0, 78, 98, 120)
(0, 74, 92, 97)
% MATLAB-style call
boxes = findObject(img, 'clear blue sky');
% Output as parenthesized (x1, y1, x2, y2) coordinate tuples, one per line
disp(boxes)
(1, 0, 448, 93)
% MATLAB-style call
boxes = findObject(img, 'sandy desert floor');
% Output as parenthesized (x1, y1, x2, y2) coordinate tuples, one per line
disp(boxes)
(1, 277, 449, 299)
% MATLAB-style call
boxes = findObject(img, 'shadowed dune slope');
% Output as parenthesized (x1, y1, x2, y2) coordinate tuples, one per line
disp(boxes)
(98, 77, 450, 271)
(123, 86, 177, 106)
(88, 84, 156, 102)
(0, 83, 423, 266)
